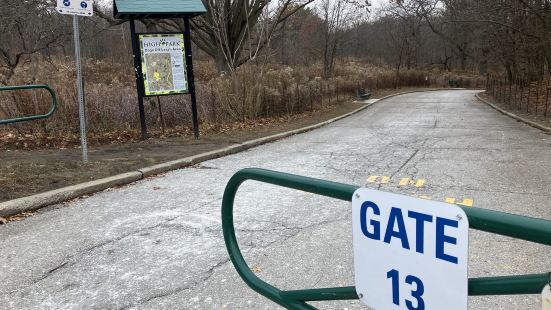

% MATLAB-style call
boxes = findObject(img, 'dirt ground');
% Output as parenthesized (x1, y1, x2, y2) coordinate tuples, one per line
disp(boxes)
(0, 88, 433, 203)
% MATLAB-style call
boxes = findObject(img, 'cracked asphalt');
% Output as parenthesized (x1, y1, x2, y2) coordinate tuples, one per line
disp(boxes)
(1, 90, 550, 310)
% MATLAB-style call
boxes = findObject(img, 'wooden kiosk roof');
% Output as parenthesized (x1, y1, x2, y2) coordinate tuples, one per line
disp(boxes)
(114, 0, 206, 19)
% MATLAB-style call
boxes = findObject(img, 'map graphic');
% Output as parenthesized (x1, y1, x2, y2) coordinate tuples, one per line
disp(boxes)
(139, 34, 188, 96)
(144, 53, 174, 92)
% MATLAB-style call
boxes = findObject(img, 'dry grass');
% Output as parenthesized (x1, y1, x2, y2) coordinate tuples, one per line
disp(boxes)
(0, 57, 485, 147)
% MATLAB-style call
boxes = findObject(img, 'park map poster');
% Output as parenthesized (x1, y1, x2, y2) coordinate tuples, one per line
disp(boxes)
(138, 34, 188, 96)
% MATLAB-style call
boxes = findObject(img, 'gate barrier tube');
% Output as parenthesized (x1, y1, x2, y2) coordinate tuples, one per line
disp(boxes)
(0, 84, 57, 125)
(222, 168, 551, 309)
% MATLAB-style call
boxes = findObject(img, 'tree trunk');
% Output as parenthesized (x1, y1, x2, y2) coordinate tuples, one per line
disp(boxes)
(215, 51, 232, 75)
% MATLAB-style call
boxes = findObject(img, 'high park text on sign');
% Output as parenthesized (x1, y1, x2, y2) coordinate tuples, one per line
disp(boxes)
(138, 34, 188, 96)
(352, 188, 469, 310)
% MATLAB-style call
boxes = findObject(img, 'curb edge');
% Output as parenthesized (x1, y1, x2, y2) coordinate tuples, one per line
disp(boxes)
(0, 88, 456, 218)
(475, 93, 551, 133)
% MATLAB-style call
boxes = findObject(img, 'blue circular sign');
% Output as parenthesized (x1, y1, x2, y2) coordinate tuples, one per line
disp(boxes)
(63, 0, 70, 6)
(80, 1, 87, 8)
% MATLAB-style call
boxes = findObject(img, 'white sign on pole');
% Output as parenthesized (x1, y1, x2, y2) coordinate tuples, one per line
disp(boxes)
(543, 284, 551, 310)
(352, 188, 469, 310)
(56, 1, 92, 161)
(56, 0, 93, 16)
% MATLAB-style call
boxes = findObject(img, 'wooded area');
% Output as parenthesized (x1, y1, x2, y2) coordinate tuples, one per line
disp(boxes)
(0, 0, 549, 145)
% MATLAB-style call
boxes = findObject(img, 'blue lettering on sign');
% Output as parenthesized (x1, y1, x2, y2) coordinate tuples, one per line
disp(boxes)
(80, 1, 87, 8)
(383, 207, 410, 250)
(386, 269, 400, 305)
(387, 269, 426, 309)
(358, 201, 459, 264)
(405, 274, 425, 310)
(435, 217, 459, 264)
(407, 210, 433, 254)
(63, 0, 70, 6)
(360, 201, 380, 240)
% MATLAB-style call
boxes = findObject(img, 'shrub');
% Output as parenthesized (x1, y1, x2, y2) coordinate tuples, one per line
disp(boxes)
(0, 58, 485, 143)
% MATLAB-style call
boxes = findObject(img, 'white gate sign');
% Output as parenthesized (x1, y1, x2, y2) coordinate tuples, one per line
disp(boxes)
(543, 284, 551, 310)
(352, 188, 469, 310)
(56, 0, 93, 16)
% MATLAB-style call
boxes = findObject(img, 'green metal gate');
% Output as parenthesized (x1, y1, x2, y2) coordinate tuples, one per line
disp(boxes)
(0, 84, 57, 125)
(222, 168, 551, 310)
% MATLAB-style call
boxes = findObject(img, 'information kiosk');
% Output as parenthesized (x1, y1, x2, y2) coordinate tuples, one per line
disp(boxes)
(114, 0, 206, 139)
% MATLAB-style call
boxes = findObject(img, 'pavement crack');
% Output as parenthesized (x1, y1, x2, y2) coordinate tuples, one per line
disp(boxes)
(80, 218, 179, 253)
(118, 258, 232, 310)
(241, 216, 350, 251)
(377, 149, 420, 190)
(29, 261, 75, 285)
(28, 214, 188, 286)
(45, 261, 71, 274)
(395, 149, 419, 175)
(119, 286, 194, 310)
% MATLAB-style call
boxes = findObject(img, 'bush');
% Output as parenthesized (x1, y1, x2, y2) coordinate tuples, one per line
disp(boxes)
(0, 58, 484, 141)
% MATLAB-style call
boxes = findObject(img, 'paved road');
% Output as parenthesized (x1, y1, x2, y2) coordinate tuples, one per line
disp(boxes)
(1, 90, 550, 310)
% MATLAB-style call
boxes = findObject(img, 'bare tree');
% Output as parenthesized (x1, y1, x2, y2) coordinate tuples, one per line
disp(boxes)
(384, 0, 425, 69)
(195, 0, 318, 73)
(95, 0, 314, 74)
(319, 0, 366, 77)
(0, 0, 70, 84)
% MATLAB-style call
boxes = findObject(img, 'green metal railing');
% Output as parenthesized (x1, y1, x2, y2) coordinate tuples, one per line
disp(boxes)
(222, 168, 551, 310)
(0, 84, 57, 125)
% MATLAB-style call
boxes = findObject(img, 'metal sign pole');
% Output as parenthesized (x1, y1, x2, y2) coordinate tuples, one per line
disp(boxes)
(73, 15, 88, 162)
(183, 16, 200, 139)
(129, 18, 148, 140)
